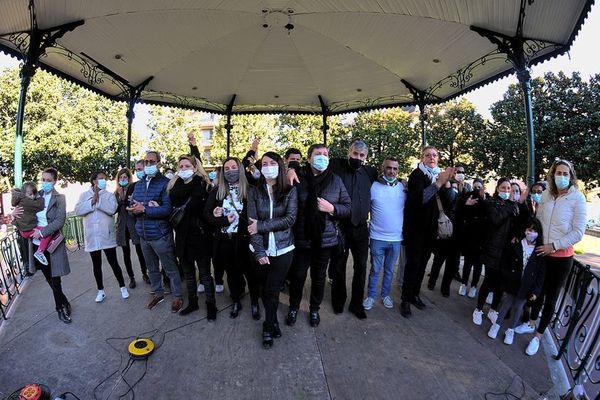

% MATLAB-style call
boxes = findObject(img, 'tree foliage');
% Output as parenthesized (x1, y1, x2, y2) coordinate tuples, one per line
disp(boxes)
(0, 67, 139, 184)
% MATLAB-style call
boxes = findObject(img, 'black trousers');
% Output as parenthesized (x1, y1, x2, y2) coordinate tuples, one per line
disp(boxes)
(33, 243, 69, 311)
(461, 249, 482, 287)
(531, 256, 573, 334)
(428, 238, 459, 294)
(90, 247, 126, 290)
(121, 238, 147, 279)
(215, 233, 259, 304)
(255, 251, 293, 329)
(330, 224, 369, 309)
(289, 246, 334, 312)
(476, 267, 503, 310)
(401, 237, 434, 302)
(181, 236, 216, 304)
(211, 235, 225, 285)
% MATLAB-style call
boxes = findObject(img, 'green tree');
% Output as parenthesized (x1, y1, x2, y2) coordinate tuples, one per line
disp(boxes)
(146, 106, 198, 168)
(330, 109, 420, 176)
(482, 71, 600, 188)
(276, 114, 348, 159)
(0, 67, 140, 183)
(427, 98, 486, 173)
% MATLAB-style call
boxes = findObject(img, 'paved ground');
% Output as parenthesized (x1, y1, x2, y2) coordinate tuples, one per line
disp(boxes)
(0, 249, 560, 399)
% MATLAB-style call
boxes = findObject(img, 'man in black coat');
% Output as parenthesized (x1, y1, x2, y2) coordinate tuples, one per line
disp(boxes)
(328, 140, 378, 319)
(400, 146, 454, 318)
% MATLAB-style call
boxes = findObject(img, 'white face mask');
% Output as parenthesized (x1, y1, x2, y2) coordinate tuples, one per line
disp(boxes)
(513, 193, 521, 202)
(165, 172, 174, 180)
(261, 165, 279, 180)
(178, 169, 194, 180)
(455, 173, 465, 182)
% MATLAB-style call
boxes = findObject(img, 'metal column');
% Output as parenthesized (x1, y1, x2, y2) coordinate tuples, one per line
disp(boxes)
(225, 95, 237, 158)
(318, 95, 329, 145)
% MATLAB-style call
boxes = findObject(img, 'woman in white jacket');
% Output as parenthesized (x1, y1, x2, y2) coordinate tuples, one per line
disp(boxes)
(75, 171, 129, 302)
(519, 159, 586, 356)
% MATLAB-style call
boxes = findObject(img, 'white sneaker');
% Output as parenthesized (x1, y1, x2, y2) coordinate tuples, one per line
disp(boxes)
(382, 296, 394, 309)
(197, 283, 205, 293)
(526, 336, 540, 356)
(472, 309, 483, 325)
(95, 290, 106, 303)
(33, 250, 48, 266)
(120, 287, 130, 299)
(504, 329, 514, 345)
(363, 297, 375, 310)
(215, 284, 224, 293)
(485, 292, 493, 304)
(458, 284, 467, 296)
(487, 323, 500, 339)
(515, 322, 535, 335)
(467, 287, 477, 298)
(487, 309, 498, 324)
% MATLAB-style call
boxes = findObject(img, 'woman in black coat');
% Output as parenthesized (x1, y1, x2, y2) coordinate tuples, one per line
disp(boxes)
(486, 218, 545, 345)
(472, 177, 521, 326)
(168, 155, 217, 320)
(247, 151, 298, 348)
(204, 157, 259, 319)
(115, 168, 148, 287)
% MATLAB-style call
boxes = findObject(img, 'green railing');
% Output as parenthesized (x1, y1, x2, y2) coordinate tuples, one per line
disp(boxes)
(0, 215, 83, 319)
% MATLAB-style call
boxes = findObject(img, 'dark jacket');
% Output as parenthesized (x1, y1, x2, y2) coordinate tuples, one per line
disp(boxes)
(169, 175, 210, 261)
(402, 167, 451, 245)
(292, 166, 352, 249)
(203, 187, 249, 239)
(11, 189, 44, 231)
(131, 174, 173, 241)
(480, 197, 520, 271)
(329, 157, 377, 230)
(247, 184, 298, 261)
(115, 184, 141, 246)
(455, 190, 489, 254)
(500, 240, 545, 298)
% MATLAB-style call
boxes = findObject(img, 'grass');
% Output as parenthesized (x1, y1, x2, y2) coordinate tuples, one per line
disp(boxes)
(574, 234, 600, 255)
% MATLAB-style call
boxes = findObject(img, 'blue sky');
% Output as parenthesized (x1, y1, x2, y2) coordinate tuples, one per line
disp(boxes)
(1, 5, 599, 121)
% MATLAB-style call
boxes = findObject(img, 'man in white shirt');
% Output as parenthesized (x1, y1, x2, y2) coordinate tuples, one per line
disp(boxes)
(363, 158, 406, 310)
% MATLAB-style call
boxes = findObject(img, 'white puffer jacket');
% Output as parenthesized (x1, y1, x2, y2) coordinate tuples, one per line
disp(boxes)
(536, 185, 587, 251)
(75, 188, 119, 252)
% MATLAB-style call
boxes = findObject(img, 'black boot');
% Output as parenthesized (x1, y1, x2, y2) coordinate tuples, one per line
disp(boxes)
(309, 311, 320, 327)
(251, 304, 261, 320)
(230, 301, 242, 319)
(286, 308, 298, 326)
(272, 322, 282, 339)
(262, 322, 273, 349)
(57, 307, 71, 324)
(63, 301, 72, 317)
(207, 302, 217, 322)
(179, 296, 199, 316)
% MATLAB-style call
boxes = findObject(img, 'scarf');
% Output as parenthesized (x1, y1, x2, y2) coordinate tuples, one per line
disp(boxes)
(304, 166, 333, 249)
(418, 162, 440, 183)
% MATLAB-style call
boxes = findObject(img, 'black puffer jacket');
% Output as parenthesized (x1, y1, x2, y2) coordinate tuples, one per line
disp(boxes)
(500, 240, 545, 298)
(247, 185, 298, 260)
(480, 197, 520, 270)
(454, 190, 489, 254)
(292, 166, 352, 249)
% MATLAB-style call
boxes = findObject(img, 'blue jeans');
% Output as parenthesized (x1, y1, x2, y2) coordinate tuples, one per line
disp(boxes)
(140, 233, 182, 298)
(367, 239, 401, 299)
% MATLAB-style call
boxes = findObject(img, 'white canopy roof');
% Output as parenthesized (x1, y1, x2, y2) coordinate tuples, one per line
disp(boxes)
(0, 0, 594, 114)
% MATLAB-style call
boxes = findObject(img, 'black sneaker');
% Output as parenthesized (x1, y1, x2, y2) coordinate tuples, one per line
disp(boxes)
(286, 309, 298, 326)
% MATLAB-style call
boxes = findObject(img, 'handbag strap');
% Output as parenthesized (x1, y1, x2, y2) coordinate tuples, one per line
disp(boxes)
(435, 194, 445, 215)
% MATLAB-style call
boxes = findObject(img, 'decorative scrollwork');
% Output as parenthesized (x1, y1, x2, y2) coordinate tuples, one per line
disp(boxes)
(5, 32, 30, 55)
(141, 90, 228, 113)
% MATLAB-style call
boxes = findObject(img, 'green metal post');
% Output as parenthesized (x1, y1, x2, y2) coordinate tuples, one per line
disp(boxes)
(518, 69, 536, 187)
(14, 72, 33, 188)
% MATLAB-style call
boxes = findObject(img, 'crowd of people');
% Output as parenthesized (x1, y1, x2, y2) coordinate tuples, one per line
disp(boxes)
(6, 134, 587, 353)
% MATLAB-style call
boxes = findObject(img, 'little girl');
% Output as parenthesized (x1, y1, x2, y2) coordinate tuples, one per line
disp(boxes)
(11, 182, 52, 265)
(487, 218, 545, 345)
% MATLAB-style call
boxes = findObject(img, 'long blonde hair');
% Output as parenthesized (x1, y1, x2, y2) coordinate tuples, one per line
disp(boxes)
(167, 154, 210, 192)
(216, 157, 248, 201)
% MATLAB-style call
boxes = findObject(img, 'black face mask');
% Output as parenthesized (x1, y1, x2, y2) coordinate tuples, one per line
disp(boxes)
(287, 161, 300, 170)
(348, 157, 363, 170)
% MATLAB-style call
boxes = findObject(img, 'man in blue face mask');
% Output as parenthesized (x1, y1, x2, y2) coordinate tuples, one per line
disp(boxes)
(128, 151, 183, 313)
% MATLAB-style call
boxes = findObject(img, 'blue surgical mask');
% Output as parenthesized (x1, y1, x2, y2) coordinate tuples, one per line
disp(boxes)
(554, 175, 570, 190)
(97, 179, 107, 190)
(498, 192, 510, 200)
(144, 165, 157, 177)
(312, 155, 329, 172)
(118, 179, 129, 187)
(208, 171, 217, 180)
(136, 170, 145, 180)
(41, 181, 54, 193)
(178, 170, 194, 180)
(531, 193, 542, 204)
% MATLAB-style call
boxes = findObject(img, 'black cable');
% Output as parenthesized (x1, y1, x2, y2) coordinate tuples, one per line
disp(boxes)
(484, 374, 525, 400)
(60, 391, 83, 399)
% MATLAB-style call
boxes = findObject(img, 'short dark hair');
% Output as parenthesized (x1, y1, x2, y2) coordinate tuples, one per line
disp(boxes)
(384, 157, 399, 163)
(146, 151, 161, 163)
(307, 143, 328, 159)
(42, 168, 58, 182)
(284, 148, 302, 160)
(135, 159, 144, 166)
(455, 163, 466, 170)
